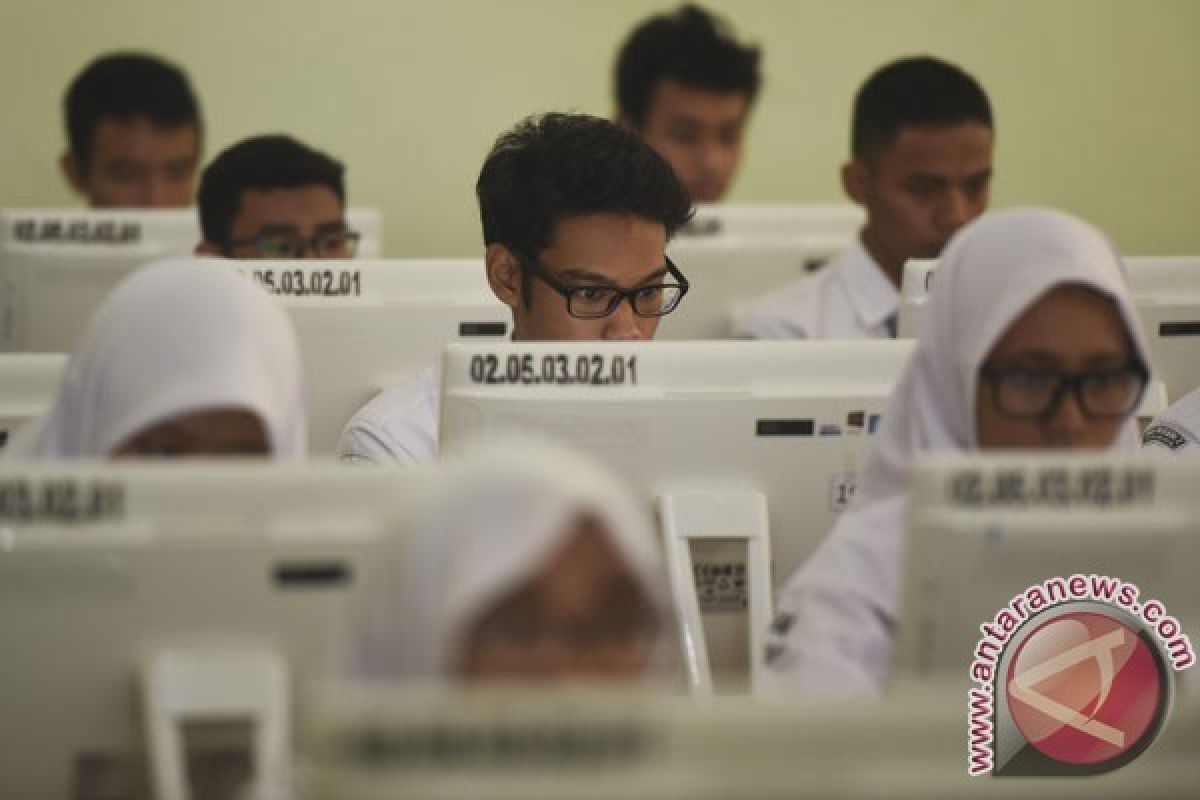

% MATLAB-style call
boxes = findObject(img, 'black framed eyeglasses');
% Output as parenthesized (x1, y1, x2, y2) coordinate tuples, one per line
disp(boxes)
(979, 363, 1148, 420)
(228, 228, 361, 259)
(517, 253, 690, 319)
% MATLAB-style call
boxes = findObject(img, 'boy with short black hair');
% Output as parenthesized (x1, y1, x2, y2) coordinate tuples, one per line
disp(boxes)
(61, 52, 203, 208)
(195, 134, 357, 260)
(338, 112, 693, 465)
(736, 56, 994, 340)
(615, 4, 761, 203)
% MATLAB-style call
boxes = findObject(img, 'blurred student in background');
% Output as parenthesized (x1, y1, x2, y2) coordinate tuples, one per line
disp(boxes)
(3, 259, 306, 459)
(765, 208, 1150, 696)
(195, 134, 358, 260)
(61, 52, 203, 209)
(615, 4, 761, 204)
(736, 56, 993, 339)
(355, 436, 676, 685)
(337, 112, 693, 465)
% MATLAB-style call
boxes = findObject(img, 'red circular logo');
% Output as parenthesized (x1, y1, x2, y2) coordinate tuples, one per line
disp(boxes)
(1005, 611, 1164, 766)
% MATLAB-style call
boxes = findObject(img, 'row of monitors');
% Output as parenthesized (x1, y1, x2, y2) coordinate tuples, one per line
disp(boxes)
(5, 211, 1200, 402)
(0, 339, 1170, 579)
(0, 205, 863, 351)
(1, 454, 1196, 795)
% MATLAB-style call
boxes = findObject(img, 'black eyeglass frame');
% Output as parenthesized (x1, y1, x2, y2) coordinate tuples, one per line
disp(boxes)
(227, 228, 361, 259)
(516, 252, 690, 319)
(978, 363, 1150, 420)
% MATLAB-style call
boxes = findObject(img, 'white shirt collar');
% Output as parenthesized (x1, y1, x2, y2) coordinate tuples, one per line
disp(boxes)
(838, 237, 900, 330)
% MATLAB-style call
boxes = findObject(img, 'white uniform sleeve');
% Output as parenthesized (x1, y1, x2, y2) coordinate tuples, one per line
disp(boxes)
(763, 498, 906, 699)
(731, 279, 815, 340)
(336, 420, 424, 466)
(335, 372, 440, 467)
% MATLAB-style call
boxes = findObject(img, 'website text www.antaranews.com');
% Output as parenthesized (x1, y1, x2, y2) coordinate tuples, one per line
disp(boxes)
(966, 574, 1194, 776)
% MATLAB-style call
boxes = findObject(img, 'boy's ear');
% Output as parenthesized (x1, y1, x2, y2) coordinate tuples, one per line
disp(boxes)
(841, 159, 870, 206)
(486, 244, 523, 310)
(61, 151, 87, 195)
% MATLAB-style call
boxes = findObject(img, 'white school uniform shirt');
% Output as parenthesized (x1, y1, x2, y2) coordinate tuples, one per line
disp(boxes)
(732, 238, 900, 340)
(1142, 388, 1200, 453)
(336, 367, 440, 466)
(764, 208, 1151, 699)
(3, 258, 306, 459)
(352, 434, 678, 682)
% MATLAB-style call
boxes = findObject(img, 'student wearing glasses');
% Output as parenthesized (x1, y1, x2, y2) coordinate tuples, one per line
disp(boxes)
(337, 112, 693, 465)
(195, 134, 359, 260)
(764, 208, 1151, 697)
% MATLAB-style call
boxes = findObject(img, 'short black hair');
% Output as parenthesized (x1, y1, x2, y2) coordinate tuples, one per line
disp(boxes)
(197, 134, 346, 249)
(616, 4, 761, 127)
(852, 56, 993, 161)
(476, 112, 693, 297)
(65, 52, 202, 170)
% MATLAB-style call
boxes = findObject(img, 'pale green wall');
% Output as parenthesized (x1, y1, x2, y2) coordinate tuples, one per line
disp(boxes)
(2, 0, 1196, 257)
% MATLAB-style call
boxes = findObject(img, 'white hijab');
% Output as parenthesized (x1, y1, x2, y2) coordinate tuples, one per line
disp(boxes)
(354, 434, 676, 681)
(860, 206, 1149, 506)
(4, 258, 306, 459)
(768, 208, 1150, 696)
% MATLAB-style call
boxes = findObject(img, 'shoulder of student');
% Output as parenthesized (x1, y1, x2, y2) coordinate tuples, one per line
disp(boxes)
(337, 368, 440, 466)
(730, 268, 831, 340)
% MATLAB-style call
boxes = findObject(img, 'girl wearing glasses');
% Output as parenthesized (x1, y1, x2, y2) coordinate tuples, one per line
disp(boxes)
(764, 208, 1151, 696)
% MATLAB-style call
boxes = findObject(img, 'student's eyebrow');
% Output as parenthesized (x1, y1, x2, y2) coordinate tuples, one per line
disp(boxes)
(559, 266, 669, 286)
(993, 351, 1062, 366)
(314, 220, 348, 234)
(963, 168, 993, 183)
(1083, 352, 1133, 367)
(257, 223, 302, 236)
(996, 350, 1131, 369)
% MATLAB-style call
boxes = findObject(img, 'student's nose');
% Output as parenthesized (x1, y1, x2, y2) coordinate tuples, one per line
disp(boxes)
(939, 188, 973, 233)
(603, 298, 644, 341)
(145, 174, 186, 209)
(1047, 389, 1089, 441)
(698, 138, 727, 177)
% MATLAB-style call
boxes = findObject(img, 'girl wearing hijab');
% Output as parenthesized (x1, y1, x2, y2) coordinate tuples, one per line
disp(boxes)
(765, 208, 1151, 697)
(354, 435, 677, 685)
(4, 258, 305, 459)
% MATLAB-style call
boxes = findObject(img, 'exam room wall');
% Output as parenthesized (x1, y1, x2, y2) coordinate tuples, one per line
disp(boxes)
(1, 0, 1196, 258)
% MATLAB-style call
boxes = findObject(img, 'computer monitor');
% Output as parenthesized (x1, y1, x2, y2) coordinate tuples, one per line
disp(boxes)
(0, 353, 66, 451)
(0, 462, 424, 799)
(1, 208, 383, 258)
(302, 680, 1198, 799)
(678, 203, 863, 241)
(0, 208, 384, 352)
(345, 208, 383, 258)
(438, 340, 913, 692)
(895, 258, 938, 339)
(224, 258, 510, 453)
(659, 204, 863, 340)
(895, 453, 1200, 686)
(894, 257, 1200, 340)
(1119, 256, 1200, 402)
